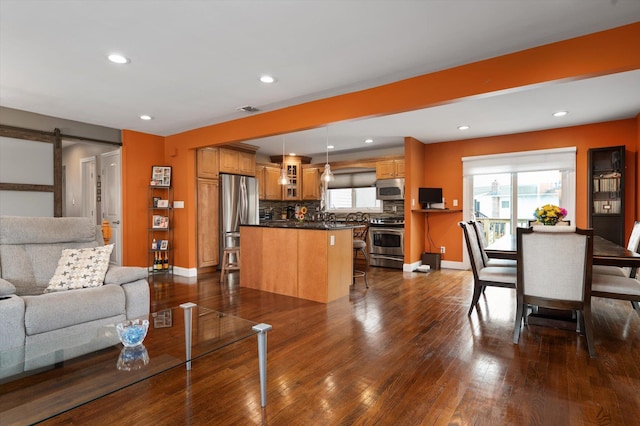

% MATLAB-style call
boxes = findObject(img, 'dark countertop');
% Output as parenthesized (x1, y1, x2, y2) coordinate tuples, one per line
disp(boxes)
(242, 221, 359, 230)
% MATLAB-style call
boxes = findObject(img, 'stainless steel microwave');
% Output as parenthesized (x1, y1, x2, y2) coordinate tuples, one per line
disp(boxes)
(375, 178, 405, 200)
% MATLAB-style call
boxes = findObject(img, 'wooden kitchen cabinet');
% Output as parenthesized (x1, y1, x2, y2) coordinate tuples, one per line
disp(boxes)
(197, 178, 219, 267)
(219, 148, 256, 176)
(302, 167, 321, 200)
(264, 165, 282, 200)
(283, 159, 301, 200)
(376, 159, 405, 179)
(196, 147, 219, 179)
(255, 164, 265, 199)
(238, 151, 256, 176)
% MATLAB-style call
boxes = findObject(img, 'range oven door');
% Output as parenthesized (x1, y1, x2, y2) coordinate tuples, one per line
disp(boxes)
(370, 228, 404, 256)
(369, 227, 404, 268)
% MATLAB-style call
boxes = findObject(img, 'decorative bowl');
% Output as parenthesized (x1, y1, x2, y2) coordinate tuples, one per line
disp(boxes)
(116, 319, 149, 347)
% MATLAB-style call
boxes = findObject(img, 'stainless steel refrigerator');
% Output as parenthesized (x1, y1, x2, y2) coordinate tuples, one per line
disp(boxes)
(219, 174, 259, 265)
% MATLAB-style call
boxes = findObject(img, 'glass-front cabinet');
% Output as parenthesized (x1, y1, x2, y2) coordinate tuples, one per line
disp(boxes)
(284, 160, 300, 200)
(588, 145, 625, 246)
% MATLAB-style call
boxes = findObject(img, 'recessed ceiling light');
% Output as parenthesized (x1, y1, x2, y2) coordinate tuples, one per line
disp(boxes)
(553, 111, 568, 117)
(259, 75, 276, 84)
(364, 139, 373, 144)
(289, 152, 296, 156)
(327, 145, 335, 149)
(140, 115, 153, 120)
(457, 125, 470, 130)
(108, 54, 130, 64)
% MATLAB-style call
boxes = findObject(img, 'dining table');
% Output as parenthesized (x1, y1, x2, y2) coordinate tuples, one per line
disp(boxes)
(486, 234, 640, 272)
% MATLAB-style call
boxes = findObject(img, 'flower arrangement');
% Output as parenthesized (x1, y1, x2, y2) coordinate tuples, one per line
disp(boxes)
(296, 206, 308, 222)
(533, 204, 567, 226)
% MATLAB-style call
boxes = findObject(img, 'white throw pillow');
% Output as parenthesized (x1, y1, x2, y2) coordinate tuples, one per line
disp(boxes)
(45, 244, 114, 293)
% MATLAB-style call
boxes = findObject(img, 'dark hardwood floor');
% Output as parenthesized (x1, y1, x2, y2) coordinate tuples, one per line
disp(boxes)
(41, 267, 639, 425)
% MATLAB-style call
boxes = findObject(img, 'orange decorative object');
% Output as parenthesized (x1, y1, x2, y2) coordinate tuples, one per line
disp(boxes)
(102, 220, 112, 245)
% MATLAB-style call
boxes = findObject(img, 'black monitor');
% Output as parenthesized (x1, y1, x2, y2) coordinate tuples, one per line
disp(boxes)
(419, 187, 443, 209)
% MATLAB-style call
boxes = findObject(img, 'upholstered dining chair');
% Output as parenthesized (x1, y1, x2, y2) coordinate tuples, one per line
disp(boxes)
(513, 226, 596, 357)
(470, 221, 516, 268)
(459, 222, 517, 316)
(592, 274, 640, 317)
(593, 221, 640, 279)
(346, 212, 370, 288)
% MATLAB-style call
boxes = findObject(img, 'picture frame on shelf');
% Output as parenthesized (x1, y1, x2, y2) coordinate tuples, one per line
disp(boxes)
(152, 196, 161, 208)
(160, 240, 169, 250)
(157, 199, 169, 208)
(152, 215, 169, 229)
(150, 166, 172, 187)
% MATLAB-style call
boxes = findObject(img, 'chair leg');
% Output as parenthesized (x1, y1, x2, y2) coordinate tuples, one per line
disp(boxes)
(468, 284, 482, 316)
(219, 250, 227, 283)
(513, 303, 524, 344)
(581, 307, 596, 358)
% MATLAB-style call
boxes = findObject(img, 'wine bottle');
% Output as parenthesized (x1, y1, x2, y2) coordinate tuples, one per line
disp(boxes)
(163, 252, 169, 269)
(154, 252, 161, 271)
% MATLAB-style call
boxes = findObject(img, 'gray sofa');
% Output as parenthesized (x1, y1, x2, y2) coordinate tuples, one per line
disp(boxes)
(0, 216, 150, 377)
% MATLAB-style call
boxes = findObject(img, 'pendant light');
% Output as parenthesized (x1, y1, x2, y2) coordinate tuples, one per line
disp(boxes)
(320, 127, 334, 183)
(277, 136, 289, 185)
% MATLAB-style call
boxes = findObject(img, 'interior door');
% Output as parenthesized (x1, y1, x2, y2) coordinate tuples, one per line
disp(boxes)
(80, 156, 96, 221)
(101, 149, 122, 265)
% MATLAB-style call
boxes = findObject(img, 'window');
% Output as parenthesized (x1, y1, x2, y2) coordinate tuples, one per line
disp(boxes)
(463, 148, 576, 244)
(327, 187, 382, 213)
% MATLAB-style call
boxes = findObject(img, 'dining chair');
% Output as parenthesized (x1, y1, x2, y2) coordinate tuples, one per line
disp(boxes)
(513, 226, 596, 357)
(592, 221, 640, 279)
(592, 273, 640, 316)
(459, 221, 516, 316)
(470, 221, 516, 268)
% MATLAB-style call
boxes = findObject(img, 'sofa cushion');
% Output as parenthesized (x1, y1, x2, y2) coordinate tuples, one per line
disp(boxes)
(0, 242, 100, 296)
(0, 216, 96, 245)
(23, 285, 126, 335)
(45, 244, 114, 293)
(0, 278, 16, 296)
(104, 265, 148, 285)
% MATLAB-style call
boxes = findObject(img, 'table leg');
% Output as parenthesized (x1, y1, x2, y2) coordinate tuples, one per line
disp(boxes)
(252, 323, 273, 407)
(180, 302, 197, 370)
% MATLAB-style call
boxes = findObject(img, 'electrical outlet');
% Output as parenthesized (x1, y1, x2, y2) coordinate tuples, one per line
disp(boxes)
(440, 246, 446, 254)
(453, 199, 458, 207)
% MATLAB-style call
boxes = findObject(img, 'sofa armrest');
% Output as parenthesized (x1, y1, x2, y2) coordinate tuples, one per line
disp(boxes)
(0, 278, 17, 296)
(104, 266, 147, 286)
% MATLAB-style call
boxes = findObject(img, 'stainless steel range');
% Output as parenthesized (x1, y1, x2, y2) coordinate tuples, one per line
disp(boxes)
(369, 216, 404, 269)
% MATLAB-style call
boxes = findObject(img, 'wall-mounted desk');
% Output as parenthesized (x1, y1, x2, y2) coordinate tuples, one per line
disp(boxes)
(411, 209, 462, 214)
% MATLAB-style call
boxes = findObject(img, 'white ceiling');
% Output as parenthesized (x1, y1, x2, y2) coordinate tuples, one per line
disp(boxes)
(1, 1, 639, 161)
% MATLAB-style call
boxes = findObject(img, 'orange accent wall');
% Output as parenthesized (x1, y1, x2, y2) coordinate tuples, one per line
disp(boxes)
(419, 120, 638, 263)
(404, 137, 426, 265)
(637, 114, 640, 219)
(121, 130, 165, 267)
(120, 23, 639, 270)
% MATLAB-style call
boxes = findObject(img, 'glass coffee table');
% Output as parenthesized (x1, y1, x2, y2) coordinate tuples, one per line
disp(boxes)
(0, 303, 272, 425)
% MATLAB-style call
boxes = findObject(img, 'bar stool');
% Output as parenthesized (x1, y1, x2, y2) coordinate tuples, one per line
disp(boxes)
(346, 213, 370, 288)
(220, 232, 241, 283)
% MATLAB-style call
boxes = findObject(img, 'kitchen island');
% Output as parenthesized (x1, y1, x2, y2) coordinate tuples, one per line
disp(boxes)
(239, 222, 354, 303)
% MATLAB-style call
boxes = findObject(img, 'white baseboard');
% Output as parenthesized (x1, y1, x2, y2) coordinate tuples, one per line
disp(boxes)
(173, 266, 198, 277)
(403, 260, 466, 272)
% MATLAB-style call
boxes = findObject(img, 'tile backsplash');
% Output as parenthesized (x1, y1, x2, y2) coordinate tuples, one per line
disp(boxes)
(259, 199, 404, 219)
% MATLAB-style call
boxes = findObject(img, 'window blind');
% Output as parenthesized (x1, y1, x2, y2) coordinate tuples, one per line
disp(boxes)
(462, 147, 576, 176)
